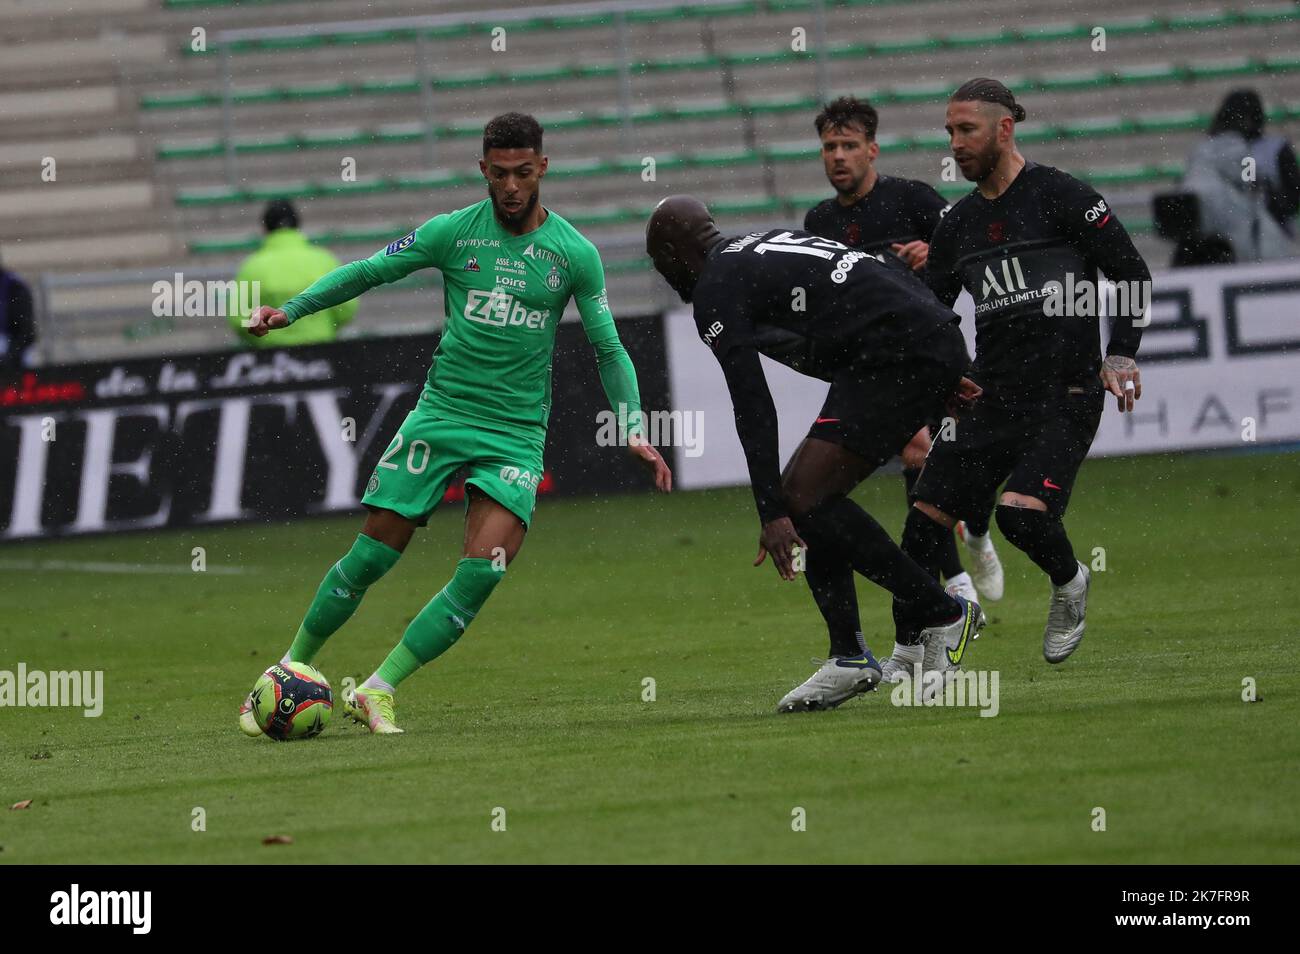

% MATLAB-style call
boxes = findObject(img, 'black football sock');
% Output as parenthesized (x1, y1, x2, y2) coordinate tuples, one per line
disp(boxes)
(803, 545, 865, 658)
(796, 496, 957, 641)
(937, 528, 964, 580)
(995, 505, 1079, 586)
(963, 511, 991, 537)
(903, 467, 964, 579)
(893, 506, 964, 645)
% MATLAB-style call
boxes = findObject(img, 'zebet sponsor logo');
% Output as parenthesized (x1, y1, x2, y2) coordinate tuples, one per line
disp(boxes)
(0, 664, 103, 717)
(464, 289, 551, 329)
(50, 884, 151, 934)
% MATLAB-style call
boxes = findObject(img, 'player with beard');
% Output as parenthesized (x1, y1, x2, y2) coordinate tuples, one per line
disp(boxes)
(647, 195, 985, 713)
(803, 95, 1002, 607)
(235, 112, 672, 735)
(888, 79, 1149, 674)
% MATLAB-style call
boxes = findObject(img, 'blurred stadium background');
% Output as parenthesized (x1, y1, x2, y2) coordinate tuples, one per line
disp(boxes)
(3, 0, 1297, 359)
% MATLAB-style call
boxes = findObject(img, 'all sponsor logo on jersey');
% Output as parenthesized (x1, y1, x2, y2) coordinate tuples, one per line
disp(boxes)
(464, 256, 480, 272)
(385, 231, 416, 255)
(982, 256, 1029, 299)
(976, 255, 1053, 314)
(464, 288, 551, 329)
(523, 242, 569, 269)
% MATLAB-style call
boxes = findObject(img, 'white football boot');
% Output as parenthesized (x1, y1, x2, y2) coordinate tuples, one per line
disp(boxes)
(878, 645, 923, 684)
(918, 595, 984, 701)
(238, 691, 262, 737)
(1043, 562, 1090, 664)
(956, 522, 1004, 601)
(776, 654, 882, 713)
(945, 572, 979, 605)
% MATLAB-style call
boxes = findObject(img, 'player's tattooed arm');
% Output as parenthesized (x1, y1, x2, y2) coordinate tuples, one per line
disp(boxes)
(1099, 354, 1142, 413)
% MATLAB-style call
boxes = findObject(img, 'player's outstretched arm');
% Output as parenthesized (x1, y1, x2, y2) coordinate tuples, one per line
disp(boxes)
(576, 243, 672, 492)
(252, 218, 449, 337)
(716, 345, 805, 581)
(246, 305, 290, 337)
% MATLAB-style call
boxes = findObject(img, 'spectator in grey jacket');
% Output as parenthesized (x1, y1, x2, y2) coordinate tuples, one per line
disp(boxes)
(1180, 90, 1300, 262)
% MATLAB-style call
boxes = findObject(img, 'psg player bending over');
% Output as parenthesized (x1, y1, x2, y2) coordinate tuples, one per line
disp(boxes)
(803, 94, 1002, 606)
(894, 79, 1149, 672)
(646, 195, 984, 713)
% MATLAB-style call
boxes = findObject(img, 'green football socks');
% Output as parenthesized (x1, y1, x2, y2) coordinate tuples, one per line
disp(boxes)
(288, 533, 402, 664)
(374, 558, 504, 688)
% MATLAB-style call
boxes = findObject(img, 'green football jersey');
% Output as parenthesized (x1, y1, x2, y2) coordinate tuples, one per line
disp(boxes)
(349, 199, 615, 434)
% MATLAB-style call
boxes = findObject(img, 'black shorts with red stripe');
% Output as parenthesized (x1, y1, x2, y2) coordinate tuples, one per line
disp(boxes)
(911, 383, 1104, 520)
(806, 322, 968, 469)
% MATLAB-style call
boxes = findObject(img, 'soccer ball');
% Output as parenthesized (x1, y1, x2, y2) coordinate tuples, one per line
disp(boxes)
(250, 662, 332, 740)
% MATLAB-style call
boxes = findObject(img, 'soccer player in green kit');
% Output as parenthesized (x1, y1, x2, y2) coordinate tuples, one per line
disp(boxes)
(237, 113, 672, 735)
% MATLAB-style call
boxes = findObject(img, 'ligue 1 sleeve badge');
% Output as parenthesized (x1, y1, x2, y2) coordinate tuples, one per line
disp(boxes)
(384, 230, 416, 256)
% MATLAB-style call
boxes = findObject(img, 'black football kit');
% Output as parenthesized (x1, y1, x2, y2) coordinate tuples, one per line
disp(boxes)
(915, 161, 1149, 521)
(804, 174, 969, 581)
(689, 228, 972, 657)
(803, 174, 949, 255)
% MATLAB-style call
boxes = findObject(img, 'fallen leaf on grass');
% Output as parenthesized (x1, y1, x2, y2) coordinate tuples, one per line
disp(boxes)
(10, 800, 32, 810)
(262, 834, 293, 845)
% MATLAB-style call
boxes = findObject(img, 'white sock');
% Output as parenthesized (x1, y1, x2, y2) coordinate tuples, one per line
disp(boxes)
(1062, 563, 1086, 593)
(891, 642, 923, 666)
(362, 674, 395, 694)
(946, 570, 973, 589)
(963, 528, 993, 551)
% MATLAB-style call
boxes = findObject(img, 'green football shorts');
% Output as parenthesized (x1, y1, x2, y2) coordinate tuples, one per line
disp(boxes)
(362, 394, 546, 529)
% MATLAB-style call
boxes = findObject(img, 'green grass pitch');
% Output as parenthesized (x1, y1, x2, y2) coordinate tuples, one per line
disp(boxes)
(2, 450, 1297, 864)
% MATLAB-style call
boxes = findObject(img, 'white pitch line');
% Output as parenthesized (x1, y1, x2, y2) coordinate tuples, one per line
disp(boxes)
(0, 559, 258, 576)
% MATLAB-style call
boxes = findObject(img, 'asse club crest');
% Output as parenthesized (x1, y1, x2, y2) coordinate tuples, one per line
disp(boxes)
(545, 265, 562, 291)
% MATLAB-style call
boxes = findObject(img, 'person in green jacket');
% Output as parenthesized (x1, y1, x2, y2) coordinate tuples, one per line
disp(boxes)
(229, 200, 358, 347)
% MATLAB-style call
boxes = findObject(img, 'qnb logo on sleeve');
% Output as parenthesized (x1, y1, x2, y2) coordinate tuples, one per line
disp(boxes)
(702, 320, 724, 349)
(384, 231, 416, 256)
(50, 885, 151, 934)
(1084, 199, 1110, 227)
(464, 289, 551, 329)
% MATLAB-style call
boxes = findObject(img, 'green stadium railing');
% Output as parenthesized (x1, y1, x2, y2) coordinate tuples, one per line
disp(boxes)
(166, 0, 300, 7)
(178, 0, 936, 56)
(159, 90, 1300, 181)
(148, 7, 1300, 111)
